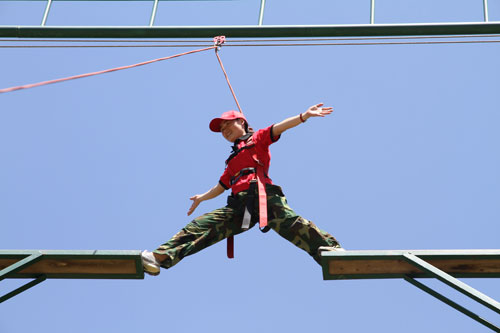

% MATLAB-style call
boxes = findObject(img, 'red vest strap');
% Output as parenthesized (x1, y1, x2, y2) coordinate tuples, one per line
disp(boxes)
(251, 151, 268, 229)
(255, 166, 268, 228)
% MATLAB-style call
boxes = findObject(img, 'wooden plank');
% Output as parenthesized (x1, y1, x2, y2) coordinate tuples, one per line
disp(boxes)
(321, 250, 500, 280)
(0, 250, 144, 279)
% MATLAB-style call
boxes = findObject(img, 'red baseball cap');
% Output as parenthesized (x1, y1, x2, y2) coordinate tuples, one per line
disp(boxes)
(209, 110, 248, 132)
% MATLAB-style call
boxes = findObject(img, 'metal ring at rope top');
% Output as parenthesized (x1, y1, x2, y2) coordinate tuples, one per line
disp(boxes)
(214, 35, 226, 50)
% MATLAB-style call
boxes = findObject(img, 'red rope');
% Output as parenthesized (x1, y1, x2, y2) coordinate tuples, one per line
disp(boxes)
(214, 48, 244, 115)
(0, 46, 216, 94)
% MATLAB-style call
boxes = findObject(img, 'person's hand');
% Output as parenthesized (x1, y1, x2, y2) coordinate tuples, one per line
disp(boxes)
(304, 103, 333, 119)
(187, 195, 202, 216)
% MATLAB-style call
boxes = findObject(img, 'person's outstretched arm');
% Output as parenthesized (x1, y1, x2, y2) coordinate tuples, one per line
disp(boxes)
(272, 103, 333, 137)
(187, 183, 225, 216)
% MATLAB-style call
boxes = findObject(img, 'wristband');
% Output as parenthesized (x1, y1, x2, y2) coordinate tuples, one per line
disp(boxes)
(299, 113, 307, 123)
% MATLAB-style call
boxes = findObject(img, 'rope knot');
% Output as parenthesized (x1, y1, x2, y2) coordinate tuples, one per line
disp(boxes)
(213, 36, 226, 50)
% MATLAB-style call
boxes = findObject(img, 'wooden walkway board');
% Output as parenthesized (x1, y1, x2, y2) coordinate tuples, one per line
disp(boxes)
(0, 250, 144, 279)
(321, 250, 500, 280)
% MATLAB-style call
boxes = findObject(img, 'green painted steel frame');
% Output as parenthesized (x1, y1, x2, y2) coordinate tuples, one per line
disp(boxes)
(0, 250, 144, 279)
(321, 249, 500, 280)
(0, 275, 47, 304)
(405, 277, 500, 333)
(321, 250, 500, 332)
(0, 251, 44, 281)
(1, 22, 500, 38)
(0, 250, 144, 303)
(403, 252, 500, 315)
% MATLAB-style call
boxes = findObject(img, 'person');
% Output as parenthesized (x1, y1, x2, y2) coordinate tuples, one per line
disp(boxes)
(141, 103, 343, 276)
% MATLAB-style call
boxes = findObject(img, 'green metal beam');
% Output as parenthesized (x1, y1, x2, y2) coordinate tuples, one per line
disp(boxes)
(0, 250, 144, 279)
(0, 251, 43, 281)
(1, 22, 500, 39)
(403, 252, 500, 316)
(321, 250, 500, 332)
(321, 249, 500, 280)
(405, 276, 500, 333)
(2, 0, 235, 1)
(0, 250, 144, 303)
(0, 275, 47, 304)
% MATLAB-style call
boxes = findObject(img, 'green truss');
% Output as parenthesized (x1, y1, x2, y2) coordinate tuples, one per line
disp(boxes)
(1, 0, 499, 38)
(321, 249, 500, 332)
(0, 250, 144, 303)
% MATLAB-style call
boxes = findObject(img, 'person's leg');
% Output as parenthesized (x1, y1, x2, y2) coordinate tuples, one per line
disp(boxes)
(152, 206, 248, 269)
(266, 185, 341, 264)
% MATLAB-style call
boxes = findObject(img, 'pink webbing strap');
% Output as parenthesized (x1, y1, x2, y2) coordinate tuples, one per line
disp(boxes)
(0, 46, 216, 94)
(255, 166, 268, 229)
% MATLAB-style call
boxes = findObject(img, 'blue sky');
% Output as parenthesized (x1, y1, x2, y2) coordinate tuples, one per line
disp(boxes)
(1, 1, 500, 332)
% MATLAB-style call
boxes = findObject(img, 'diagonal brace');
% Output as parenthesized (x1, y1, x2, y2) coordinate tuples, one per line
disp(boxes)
(403, 252, 500, 315)
(0, 251, 43, 281)
(0, 275, 46, 304)
(405, 276, 500, 333)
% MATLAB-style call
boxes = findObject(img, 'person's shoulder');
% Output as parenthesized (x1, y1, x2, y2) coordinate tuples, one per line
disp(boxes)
(252, 125, 273, 137)
(251, 125, 277, 144)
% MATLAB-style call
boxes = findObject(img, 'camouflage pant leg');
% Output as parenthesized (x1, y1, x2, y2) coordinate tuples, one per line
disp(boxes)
(266, 185, 341, 264)
(153, 206, 253, 269)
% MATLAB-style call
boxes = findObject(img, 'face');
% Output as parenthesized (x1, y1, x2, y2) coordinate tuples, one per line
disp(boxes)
(220, 119, 246, 142)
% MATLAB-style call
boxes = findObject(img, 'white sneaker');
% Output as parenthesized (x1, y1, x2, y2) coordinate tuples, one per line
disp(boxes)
(141, 250, 161, 276)
(318, 246, 346, 255)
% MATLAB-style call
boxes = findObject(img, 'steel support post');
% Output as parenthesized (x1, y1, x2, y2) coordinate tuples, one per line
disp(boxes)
(258, 0, 266, 26)
(483, 0, 490, 22)
(403, 252, 500, 315)
(370, 0, 375, 24)
(149, 0, 159, 27)
(405, 276, 500, 332)
(41, 0, 53, 26)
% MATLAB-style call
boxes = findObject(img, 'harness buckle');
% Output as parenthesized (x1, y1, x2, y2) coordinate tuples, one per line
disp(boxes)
(230, 167, 256, 186)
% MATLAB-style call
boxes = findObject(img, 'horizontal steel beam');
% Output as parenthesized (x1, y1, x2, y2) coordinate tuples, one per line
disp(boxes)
(1, 22, 500, 38)
(2, 0, 235, 1)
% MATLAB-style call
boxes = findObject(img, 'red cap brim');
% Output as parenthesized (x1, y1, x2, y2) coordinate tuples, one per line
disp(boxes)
(209, 118, 224, 132)
(209, 110, 247, 132)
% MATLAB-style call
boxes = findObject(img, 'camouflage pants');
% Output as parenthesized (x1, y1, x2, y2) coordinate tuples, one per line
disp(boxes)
(154, 184, 341, 269)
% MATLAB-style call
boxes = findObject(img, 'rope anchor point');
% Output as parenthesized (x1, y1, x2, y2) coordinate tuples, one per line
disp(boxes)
(213, 36, 226, 51)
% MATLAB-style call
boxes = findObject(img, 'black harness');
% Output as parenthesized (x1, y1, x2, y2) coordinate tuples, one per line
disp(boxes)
(225, 132, 253, 166)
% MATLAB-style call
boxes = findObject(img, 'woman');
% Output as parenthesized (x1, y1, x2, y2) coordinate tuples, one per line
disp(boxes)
(141, 103, 343, 276)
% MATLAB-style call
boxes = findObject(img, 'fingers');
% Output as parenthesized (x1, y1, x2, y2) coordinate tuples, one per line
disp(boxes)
(309, 103, 331, 111)
(307, 105, 334, 118)
(187, 202, 198, 216)
(187, 196, 200, 215)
